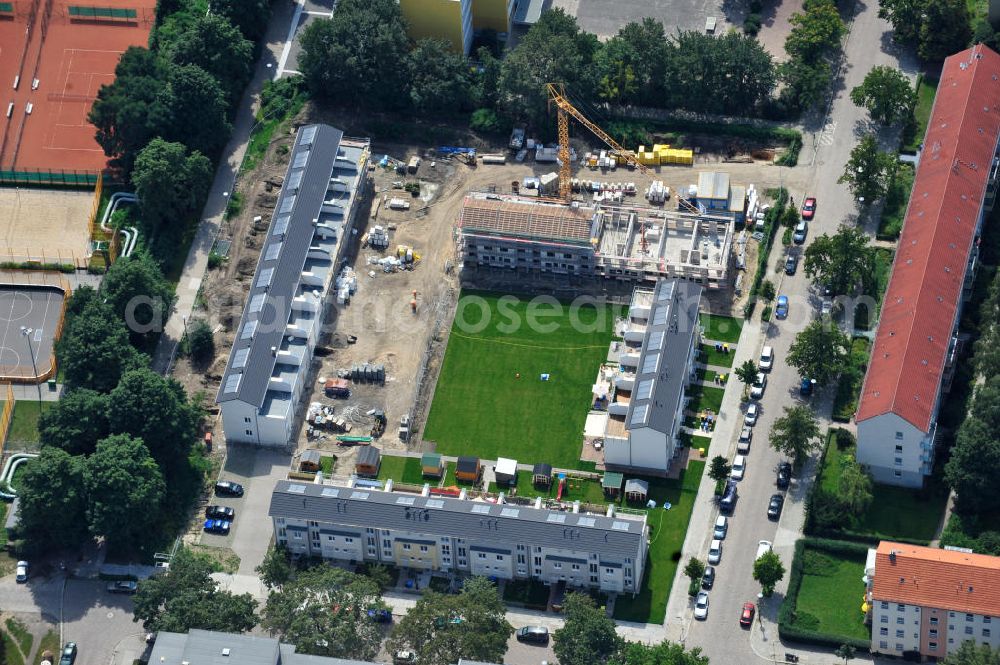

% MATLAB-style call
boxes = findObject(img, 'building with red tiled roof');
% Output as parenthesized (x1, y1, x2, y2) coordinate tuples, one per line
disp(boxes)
(867, 541, 1000, 659)
(856, 45, 1000, 487)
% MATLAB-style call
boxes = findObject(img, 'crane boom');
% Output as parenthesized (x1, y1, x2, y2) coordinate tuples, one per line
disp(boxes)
(546, 83, 649, 200)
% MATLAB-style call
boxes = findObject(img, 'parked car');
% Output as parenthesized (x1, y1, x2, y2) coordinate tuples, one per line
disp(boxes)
(713, 515, 728, 540)
(744, 403, 759, 426)
(801, 197, 816, 220)
(702, 566, 716, 590)
(730, 455, 747, 481)
(214, 481, 244, 497)
(759, 345, 774, 371)
(59, 643, 77, 665)
(737, 426, 752, 454)
(768, 494, 785, 520)
(740, 602, 756, 627)
(777, 462, 792, 489)
(205, 505, 235, 520)
(800, 377, 815, 396)
(750, 372, 767, 399)
(720, 480, 738, 514)
(393, 651, 417, 665)
(694, 591, 710, 620)
(203, 519, 231, 535)
(15, 561, 28, 583)
(708, 539, 723, 564)
(367, 608, 393, 624)
(107, 580, 138, 594)
(793, 220, 808, 244)
(784, 254, 798, 275)
(776, 295, 789, 319)
(515, 626, 550, 644)
(755, 540, 773, 561)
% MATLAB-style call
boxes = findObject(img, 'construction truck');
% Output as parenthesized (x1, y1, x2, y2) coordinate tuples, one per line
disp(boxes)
(371, 410, 387, 439)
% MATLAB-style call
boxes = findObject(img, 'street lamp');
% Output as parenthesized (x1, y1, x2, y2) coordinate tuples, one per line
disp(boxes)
(20, 327, 40, 406)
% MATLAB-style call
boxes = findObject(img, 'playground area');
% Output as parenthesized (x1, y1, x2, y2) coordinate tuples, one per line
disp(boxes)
(0, 0, 155, 178)
(0, 187, 94, 266)
(0, 274, 68, 382)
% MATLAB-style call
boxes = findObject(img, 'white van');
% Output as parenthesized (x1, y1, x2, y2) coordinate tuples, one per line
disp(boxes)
(760, 345, 774, 371)
(731, 455, 747, 480)
(713, 515, 728, 540)
(756, 540, 773, 561)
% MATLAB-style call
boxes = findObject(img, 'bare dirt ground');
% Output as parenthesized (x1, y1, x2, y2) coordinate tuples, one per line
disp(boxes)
(0, 188, 93, 264)
(174, 100, 811, 475)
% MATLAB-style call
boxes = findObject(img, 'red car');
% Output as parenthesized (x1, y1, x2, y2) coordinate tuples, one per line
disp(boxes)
(801, 197, 817, 220)
(740, 602, 756, 627)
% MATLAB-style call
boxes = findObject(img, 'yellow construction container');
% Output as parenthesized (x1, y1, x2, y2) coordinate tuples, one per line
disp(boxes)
(661, 148, 694, 165)
(399, 0, 470, 53)
(632, 143, 694, 166)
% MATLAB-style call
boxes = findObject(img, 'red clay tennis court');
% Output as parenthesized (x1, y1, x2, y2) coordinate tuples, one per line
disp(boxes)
(0, 0, 154, 180)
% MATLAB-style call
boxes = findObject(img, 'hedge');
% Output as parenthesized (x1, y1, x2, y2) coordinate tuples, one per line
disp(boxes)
(743, 189, 788, 318)
(778, 537, 871, 651)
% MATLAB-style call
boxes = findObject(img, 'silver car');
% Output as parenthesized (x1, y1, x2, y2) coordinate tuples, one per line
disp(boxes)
(694, 591, 710, 620)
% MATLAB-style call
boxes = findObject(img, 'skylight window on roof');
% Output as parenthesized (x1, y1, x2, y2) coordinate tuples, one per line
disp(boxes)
(577, 517, 596, 527)
(300, 125, 317, 145)
(273, 216, 290, 236)
(265, 242, 283, 262)
(321, 488, 339, 497)
(232, 347, 250, 369)
(657, 281, 674, 301)
(278, 195, 296, 215)
(630, 403, 649, 427)
(652, 305, 669, 326)
(612, 521, 631, 531)
(256, 267, 274, 288)
(500, 508, 520, 518)
(641, 352, 659, 374)
(396, 497, 416, 506)
(636, 379, 655, 400)
(223, 372, 242, 393)
(426, 499, 444, 509)
(287, 484, 306, 494)
(293, 151, 309, 169)
(241, 320, 258, 340)
(350, 491, 369, 500)
(648, 330, 665, 351)
(249, 293, 267, 314)
(547, 513, 567, 523)
(286, 170, 303, 191)
(471, 504, 491, 514)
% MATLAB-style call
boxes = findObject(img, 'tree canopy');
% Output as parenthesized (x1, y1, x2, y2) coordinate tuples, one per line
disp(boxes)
(14, 447, 90, 552)
(787, 320, 851, 387)
(879, 0, 972, 62)
(839, 133, 899, 204)
(387, 577, 512, 665)
(262, 566, 385, 660)
(162, 63, 232, 157)
(57, 296, 145, 393)
(209, 0, 272, 40)
(552, 593, 623, 665)
(594, 19, 670, 106)
(769, 405, 822, 466)
(407, 39, 473, 113)
(618, 642, 709, 665)
(850, 66, 916, 125)
(803, 226, 875, 296)
(37, 389, 110, 456)
(753, 550, 786, 596)
(99, 250, 178, 343)
(943, 640, 1000, 664)
(134, 548, 258, 633)
(132, 138, 212, 245)
(164, 13, 252, 106)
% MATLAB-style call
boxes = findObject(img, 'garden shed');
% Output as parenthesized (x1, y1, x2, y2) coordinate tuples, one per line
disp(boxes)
(421, 452, 444, 478)
(624, 478, 649, 502)
(602, 471, 624, 497)
(456, 456, 481, 483)
(532, 463, 553, 487)
(299, 449, 321, 472)
(355, 446, 381, 477)
(495, 457, 518, 486)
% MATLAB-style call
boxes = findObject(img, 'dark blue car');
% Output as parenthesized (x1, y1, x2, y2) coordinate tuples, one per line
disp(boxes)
(203, 519, 231, 534)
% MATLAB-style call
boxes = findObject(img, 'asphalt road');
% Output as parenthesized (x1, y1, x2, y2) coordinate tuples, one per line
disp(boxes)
(679, 0, 918, 662)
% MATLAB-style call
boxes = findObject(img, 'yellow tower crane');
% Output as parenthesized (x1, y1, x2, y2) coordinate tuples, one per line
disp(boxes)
(546, 83, 649, 200)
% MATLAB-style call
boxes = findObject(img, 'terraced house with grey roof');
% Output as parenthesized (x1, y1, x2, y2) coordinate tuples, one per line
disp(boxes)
(269, 480, 648, 594)
(216, 124, 369, 447)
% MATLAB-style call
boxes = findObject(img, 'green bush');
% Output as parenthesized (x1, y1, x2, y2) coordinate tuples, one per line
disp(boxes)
(782, 227, 793, 245)
(776, 135, 802, 166)
(470, 108, 508, 134)
(743, 13, 762, 35)
(761, 305, 772, 321)
(207, 252, 225, 269)
(688, 579, 700, 596)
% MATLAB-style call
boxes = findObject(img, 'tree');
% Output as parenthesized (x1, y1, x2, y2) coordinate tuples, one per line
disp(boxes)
(100, 251, 178, 343)
(162, 63, 232, 157)
(785, 0, 845, 63)
(878, 0, 924, 45)
(946, 418, 1000, 514)
(838, 458, 873, 515)
(134, 548, 258, 632)
(164, 13, 253, 106)
(836, 644, 857, 663)
(37, 388, 110, 455)
(753, 550, 785, 596)
(708, 455, 732, 483)
(618, 641, 709, 665)
(769, 405, 822, 467)
(839, 134, 898, 204)
(15, 447, 89, 551)
(683, 558, 706, 584)
(84, 434, 165, 550)
(595, 19, 671, 106)
(803, 226, 875, 296)
(186, 319, 215, 365)
(407, 39, 473, 113)
(552, 593, 623, 665)
(257, 545, 294, 590)
(850, 66, 916, 125)
(806, 488, 851, 531)
(779, 57, 833, 111)
(760, 279, 776, 301)
(735, 360, 759, 396)
(262, 566, 384, 660)
(107, 368, 201, 480)
(472, 46, 502, 109)
(89, 46, 172, 173)
(943, 640, 1000, 664)
(209, 0, 271, 41)
(387, 577, 512, 665)
(787, 320, 851, 387)
(132, 138, 213, 235)
(918, 0, 971, 62)
(297, 0, 410, 109)
(57, 297, 145, 393)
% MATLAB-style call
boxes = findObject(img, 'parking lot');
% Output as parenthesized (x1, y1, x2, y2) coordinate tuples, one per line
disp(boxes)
(553, 0, 731, 39)
(278, 0, 335, 77)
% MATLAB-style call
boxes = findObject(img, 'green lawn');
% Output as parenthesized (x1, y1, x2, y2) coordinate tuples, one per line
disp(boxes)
(698, 343, 736, 368)
(4, 619, 31, 657)
(904, 75, 938, 153)
(8, 401, 54, 445)
(425, 291, 623, 469)
(614, 461, 705, 624)
(832, 337, 870, 422)
(695, 368, 721, 384)
(686, 385, 725, 414)
(793, 545, 870, 641)
(878, 163, 913, 240)
(377, 456, 427, 485)
(319, 455, 335, 475)
(32, 630, 59, 665)
(819, 434, 947, 542)
(699, 313, 743, 343)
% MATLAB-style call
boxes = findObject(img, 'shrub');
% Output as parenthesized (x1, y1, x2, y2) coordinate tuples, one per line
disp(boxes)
(187, 320, 215, 365)
(782, 227, 793, 245)
(470, 108, 507, 134)
(776, 135, 802, 167)
(207, 252, 225, 269)
(743, 13, 762, 35)
(761, 305, 772, 321)
(760, 279, 776, 301)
